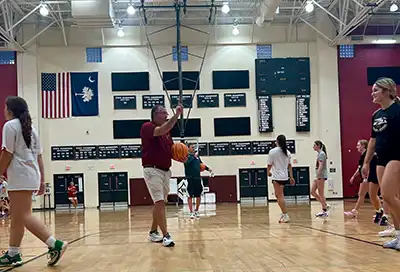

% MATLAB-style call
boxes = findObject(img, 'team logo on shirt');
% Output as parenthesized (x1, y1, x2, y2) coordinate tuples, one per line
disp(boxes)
(372, 117, 387, 132)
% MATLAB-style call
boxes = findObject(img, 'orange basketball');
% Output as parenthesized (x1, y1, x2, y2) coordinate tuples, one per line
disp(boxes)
(171, 142, 188, 162)
(200, 163, 206, 172)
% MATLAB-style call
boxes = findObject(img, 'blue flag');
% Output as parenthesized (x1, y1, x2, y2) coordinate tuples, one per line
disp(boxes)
(70, 72, 99, 116)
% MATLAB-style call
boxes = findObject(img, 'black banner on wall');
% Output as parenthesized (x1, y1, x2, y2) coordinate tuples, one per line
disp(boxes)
(258, 96, 273, 132)
(170, 94, 193, 108)
(224, 93, 246, 107)
(142, 95, 165, 109)
(50, 140, 298, 161)
(114, 95, 137, 110)
(197, 94, 219, 108)
(296, 95, 310, 132)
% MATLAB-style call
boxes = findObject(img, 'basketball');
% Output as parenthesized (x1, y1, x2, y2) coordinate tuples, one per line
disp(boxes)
(171, 142, 188, 162)
(200, 163, 206, 172)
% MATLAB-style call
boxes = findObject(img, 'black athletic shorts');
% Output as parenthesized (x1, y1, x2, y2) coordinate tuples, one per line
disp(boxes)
(376, 155, 400, 167)
(187, 177, 203, 198)
(272, 179, 289, 186)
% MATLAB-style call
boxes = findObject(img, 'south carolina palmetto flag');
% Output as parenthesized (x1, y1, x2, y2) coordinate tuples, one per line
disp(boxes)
(41, 71, 99, 119)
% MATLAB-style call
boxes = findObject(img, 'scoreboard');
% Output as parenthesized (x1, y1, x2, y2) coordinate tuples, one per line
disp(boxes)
(255, 57, 311, 96)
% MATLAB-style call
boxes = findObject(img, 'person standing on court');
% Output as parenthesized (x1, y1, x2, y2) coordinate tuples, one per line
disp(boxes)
(267, 134, 295, 223)
(362, 77, 400, 250)
(0, 96, 67, 267)
(140, 104, 183, 247)
(184, 143, 213, 219)
(311, 140, 331, 218)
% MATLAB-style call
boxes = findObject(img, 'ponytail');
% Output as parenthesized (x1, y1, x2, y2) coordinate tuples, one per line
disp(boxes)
(276, 134, 288, 157)
(395, 96, 400, 104)
(314, 140, 327, 157)
(18, 111, 32, 149)
(321, 144, 327, 157)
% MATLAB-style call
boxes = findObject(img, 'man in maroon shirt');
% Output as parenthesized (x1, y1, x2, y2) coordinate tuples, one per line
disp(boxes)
(141, 104, 183, 247)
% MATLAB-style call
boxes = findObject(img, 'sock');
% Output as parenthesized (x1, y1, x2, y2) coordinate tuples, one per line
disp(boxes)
(323, 208, 327, 212)
(376, 209, 381, 213)
(45, 236, 56, 248)
(149, 229, 158, 234)
(163, 232, 170, 238)
(7, 246, 19, 257)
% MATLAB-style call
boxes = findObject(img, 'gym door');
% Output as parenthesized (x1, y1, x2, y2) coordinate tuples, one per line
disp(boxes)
(53, 173, 85, 209)
(239, 168, 268, 199)
(98, 172, 129, 207)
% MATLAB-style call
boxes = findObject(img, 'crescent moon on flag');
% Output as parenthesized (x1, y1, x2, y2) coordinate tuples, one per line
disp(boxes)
(88, 76, 95, 83)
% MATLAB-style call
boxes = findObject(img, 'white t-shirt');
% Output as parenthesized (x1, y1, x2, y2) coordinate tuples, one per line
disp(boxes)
(2, 118, 42, 191)
(267, 147, 292, 181)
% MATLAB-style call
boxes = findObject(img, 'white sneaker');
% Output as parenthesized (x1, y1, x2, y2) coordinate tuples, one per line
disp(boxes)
(279, 213, 290, 223)
(315, 210, 328, 217)
(382, 237, 399, 249)
(194, 211, 200, 218)
(162, 234, 175, 247)
(148, 231, 163, 243)
(379, 226, 396, 237)
(190, 212, 195, 219)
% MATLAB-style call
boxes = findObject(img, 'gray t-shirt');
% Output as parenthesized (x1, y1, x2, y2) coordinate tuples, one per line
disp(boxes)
(315, 150, 328, 179)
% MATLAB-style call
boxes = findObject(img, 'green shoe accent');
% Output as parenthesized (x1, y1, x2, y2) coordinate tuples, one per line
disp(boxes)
(47, 240, 68, 266)
(0, 251, 23, 267)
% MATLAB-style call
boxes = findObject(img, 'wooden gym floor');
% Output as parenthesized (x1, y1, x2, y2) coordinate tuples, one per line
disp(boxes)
(0, 200, 399, 272)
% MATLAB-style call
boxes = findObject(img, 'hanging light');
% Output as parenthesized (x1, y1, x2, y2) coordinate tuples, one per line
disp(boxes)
(275, 6, 280, 14)
(117, 27, 124, 37)
(232, 26, 239, 36)
(39, 3, 49, 16)
(305, 1, 314, 13)
(127, 5, 136, 15)
(390, 3, 398, 12)
(222, 2, 230, 14)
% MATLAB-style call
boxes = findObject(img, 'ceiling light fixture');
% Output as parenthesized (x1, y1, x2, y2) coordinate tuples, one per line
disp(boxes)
(222, 3, 230, 14)
(373, 39, 396, 44)
(127, 5, 136, 15)
(117, 28, 125, 37)
(305, 1, 314, 13)
(39, 3, 49, 16)
(390, 3, 398, 12)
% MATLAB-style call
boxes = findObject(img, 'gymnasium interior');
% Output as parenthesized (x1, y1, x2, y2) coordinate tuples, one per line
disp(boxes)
(0, 0, 400, 271)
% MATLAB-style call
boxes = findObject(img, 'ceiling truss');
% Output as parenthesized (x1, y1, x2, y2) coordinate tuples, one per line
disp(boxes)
(0, 0, 398, 51)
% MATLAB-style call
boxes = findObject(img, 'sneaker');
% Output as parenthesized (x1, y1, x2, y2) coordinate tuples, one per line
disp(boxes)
(47, 240, 68, 266)
(325, 204, 331, 212)
(379, 226, 396, 237)
(0, 251, 23, 267)
(315, 211, 328, 217)
(380, 216, 389, 226)
(344, 209, 358, 218)
(383, 237, 399, 249)
(162, 233, 175, 247)
(194, 211, 200, 218)
(374, 210, 384, 224)
(189, 212, 195, 219)
(148, 231, 163, 243)
(279, 213, 290, 223)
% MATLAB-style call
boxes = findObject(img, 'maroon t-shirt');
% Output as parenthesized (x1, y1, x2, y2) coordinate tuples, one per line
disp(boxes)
(140, 121, 173, 170)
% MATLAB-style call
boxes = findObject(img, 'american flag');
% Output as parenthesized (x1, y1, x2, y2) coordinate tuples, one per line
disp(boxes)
(41, 72, 71, 119)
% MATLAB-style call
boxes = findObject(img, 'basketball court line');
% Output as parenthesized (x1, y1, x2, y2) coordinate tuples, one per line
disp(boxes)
(0, 233, 96, 272)
(292, 223, 384, 247)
